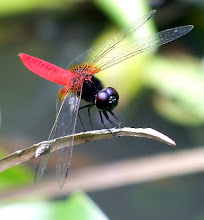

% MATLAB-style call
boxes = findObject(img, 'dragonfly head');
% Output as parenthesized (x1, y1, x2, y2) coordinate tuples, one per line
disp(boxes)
(95, 87, 119, 111)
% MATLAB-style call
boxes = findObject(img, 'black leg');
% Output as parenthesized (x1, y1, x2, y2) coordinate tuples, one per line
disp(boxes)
(79, 104, 93, 110)
(79, 104, 94, 131)
(78, 111, 86, 132)
(78, 104, 91, 135)
(109, 111, 124, 128)
(99, 111, 113, 134)
(88, 106, 93, 130)
(102, 111, 118, 127)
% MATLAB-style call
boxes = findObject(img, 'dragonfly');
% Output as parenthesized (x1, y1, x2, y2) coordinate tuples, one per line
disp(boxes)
(19, 10, 193, 188)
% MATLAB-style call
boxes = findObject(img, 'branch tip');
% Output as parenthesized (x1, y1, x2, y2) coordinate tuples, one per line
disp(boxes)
(0, 127, 176, 173)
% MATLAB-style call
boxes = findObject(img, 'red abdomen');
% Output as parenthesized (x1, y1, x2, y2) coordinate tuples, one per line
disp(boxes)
(19, 53, 75, 85)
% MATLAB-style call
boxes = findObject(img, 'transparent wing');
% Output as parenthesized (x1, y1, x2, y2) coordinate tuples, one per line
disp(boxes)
(68, 10, 156, 68)
(35, 144, 51, 184)
(55, 88, 82, 188)
(35, 84, 82, 188)
(92, 25, 193, 70)
(68, 10, 193, 72)
(35, 10, 193, 186)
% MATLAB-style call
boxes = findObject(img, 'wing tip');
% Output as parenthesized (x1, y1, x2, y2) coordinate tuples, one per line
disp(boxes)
(177, 24, 194, 35)
(148, 10, 156, 20)
(188, 25, 194, 31)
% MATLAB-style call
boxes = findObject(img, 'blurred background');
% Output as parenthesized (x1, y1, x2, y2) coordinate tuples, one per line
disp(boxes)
(0, 0, 204, 219)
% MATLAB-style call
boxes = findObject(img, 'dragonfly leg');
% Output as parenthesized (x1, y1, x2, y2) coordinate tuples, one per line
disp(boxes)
(109, 111, 124, 128)
(88, 105, 94, 130)
(79, 104, 92, 131)
(78, 111, 86, 133)
(102, 110, 118, 127)
(79, 104, 93, 110)
(99, 111, 113, 134)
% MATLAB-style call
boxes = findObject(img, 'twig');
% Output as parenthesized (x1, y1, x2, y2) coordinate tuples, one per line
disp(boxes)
(0, 127, 175, 173)
(2, 146, 204, 201)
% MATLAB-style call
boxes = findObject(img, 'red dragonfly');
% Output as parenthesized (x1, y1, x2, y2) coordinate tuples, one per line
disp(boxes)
(19, 10, 193, 188)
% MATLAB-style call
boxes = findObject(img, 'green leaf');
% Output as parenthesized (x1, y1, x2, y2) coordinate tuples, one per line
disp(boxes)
(0, 192, 108, 220)
(0, 0, 77, 16)
(0, 150, 33, 190)
(94, 0, 152, 27)
(53, 192, 108, 220)
(144, 56, 204, 125)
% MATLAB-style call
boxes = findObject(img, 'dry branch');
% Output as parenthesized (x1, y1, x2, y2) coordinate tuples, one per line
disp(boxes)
(0, 127, 175, 173)
(2, 146, 204, 200)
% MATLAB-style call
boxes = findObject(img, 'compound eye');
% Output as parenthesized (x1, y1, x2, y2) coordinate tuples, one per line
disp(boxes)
(106, 87, 119, 99)
(95, 91, 109, 110)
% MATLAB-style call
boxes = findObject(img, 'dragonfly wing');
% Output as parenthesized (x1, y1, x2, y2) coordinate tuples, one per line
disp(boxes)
(94, 25, 194, 70)
(35, 144, 51, 183)
(35, 83, 81, 188)
(55, 86, 82, 188)
(67, 10, 193, 73)
(67, 10, 156, 69)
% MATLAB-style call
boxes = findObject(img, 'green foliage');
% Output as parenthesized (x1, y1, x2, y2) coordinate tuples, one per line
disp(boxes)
(0, 150, 33, 190)
(94, 0, 151, 26)
(0, 192, 108, 220)
(144, 56, 204, 125)
(53, 192, 108, 220)
(0, 0, 76, 16)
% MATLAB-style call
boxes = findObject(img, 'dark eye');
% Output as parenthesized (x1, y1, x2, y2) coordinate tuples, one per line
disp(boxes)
(106, 87, 119, 99)
(95, 87, 119, 111)
(95, 91, 109, 110)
